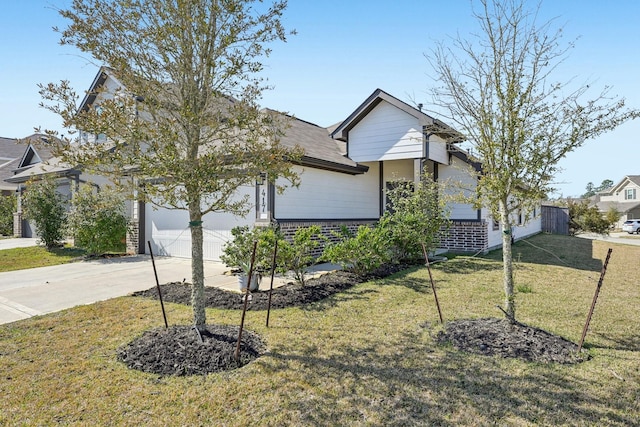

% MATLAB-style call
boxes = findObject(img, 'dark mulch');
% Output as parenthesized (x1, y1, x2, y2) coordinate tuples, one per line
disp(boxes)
(132, 264, 408, 311)
(123, 264, 588, 376)
(117, 324, 265, 376)
(435, 318, 590, 364)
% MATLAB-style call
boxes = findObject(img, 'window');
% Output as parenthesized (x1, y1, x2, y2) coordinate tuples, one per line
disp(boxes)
(492, 219, 499, 231)
(517, 210, 523, 225)
(625, 188, 637, 200)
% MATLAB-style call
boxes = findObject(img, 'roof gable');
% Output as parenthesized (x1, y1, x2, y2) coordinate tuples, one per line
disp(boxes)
(330, 89, 464, 144)
(608, 175, 640, 194)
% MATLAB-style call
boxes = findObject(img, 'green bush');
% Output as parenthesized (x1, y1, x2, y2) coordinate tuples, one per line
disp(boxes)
(568, 199, 617, 235)
(67, 184, 127, 254)
(22, 177, 67, 248)
(221, 225, 280, 275)
(322, 225, 390, 276)
(277, 225, 323, 286)
(0, 195, 16, 236)
(380, 173, 450, 261)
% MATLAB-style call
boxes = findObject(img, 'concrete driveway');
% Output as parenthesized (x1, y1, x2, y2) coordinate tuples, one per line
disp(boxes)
(576, 231, 640, 246)
(0, 239, 338, 325)
(0, 255, 238, 325)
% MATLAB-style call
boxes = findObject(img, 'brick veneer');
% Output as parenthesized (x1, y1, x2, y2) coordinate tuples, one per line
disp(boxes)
(277, 219, 489, 256)
(126, 221, 139, 255)
(277, 219, 377, 256)
(439, 220, 488, 253)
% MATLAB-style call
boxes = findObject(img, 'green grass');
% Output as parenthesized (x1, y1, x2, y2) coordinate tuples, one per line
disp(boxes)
(1, 234, 639, 425)
(0, 246, 86, 272)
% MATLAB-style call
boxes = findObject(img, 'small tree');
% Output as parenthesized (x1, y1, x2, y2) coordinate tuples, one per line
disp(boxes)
(428, 0, 639, 320)
(0, 195, 16, 236)
(22, 177, 67, 248)
(380, 172, 450, 261)
(568, 199, 619, 235)
(67, 184, 128, 254)
(40, 0, 301, 330)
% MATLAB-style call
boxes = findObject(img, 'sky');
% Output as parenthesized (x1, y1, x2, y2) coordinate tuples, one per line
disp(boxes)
(1, 0, 639, 197)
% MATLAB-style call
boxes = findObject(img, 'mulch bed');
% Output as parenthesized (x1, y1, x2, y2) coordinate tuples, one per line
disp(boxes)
(117, 324, 265, 376)
(435, 318, 590, 364)
(131, 264, 407, 310)
(121, 263, 588, 376)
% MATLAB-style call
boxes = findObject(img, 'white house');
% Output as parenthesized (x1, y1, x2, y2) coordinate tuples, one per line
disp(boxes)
(5, 68, 542, 258)
(139, 88, 541, 260)
(592, 175, 640, 228)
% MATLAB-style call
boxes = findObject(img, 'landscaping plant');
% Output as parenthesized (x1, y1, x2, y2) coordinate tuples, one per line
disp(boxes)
(277, 225, 322, 285)
(322, 225, 390, 276)
(22, 176, 67, 248)
(67, 184, 128, 254)
(380, 172, 450, 262)
(0, 195, 16, 236)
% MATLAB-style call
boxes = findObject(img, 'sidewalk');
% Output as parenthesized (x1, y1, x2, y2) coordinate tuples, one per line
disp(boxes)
(0, 253, 340, 325)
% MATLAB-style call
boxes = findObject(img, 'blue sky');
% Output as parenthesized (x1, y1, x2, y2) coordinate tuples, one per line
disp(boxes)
(1, 0, 639, 197)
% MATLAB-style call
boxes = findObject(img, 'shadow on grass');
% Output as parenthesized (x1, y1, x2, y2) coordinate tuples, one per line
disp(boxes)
(262, 329, 635, 426)
(587, 332, 640, 352)
(301, 288, 379, 312)
(481, 234, 603, 272)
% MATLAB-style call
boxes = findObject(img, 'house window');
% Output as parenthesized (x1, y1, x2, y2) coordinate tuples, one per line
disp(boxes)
(517, 210, 523, 225)
(492, 219, 499, 231)
(625, 188, 636, 200)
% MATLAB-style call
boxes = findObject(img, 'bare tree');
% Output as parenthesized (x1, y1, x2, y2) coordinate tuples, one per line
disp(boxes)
(428, 0, 638, 320)
(39, 0, 302, 330)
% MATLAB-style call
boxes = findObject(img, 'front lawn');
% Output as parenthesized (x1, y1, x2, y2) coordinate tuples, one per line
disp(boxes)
(1, 234, 638, 425)
(0, 246, 86, 272)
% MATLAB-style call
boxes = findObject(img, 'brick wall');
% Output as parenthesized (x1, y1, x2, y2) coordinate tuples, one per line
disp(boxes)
(277, 219, 377, 256)
(13, 212, 22, 237)
(439, 220, 488, 253)
(126, 220, 139, 255)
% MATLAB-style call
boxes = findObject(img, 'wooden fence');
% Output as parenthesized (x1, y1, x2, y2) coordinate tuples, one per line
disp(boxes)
(541, 205, 569, 235)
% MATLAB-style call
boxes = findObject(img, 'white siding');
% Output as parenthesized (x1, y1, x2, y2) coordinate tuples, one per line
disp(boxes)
(275, 164, 380, 219)
(349, 102, 423, 162)
(146, 185, 255, 261)
(439, 157, 479, 220)
(428, 138, 449, 165)
(486, 206, 542, 251)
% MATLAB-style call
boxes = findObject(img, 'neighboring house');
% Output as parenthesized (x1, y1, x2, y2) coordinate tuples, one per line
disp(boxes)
(4, 68, 542, 258)
(0, 134, 53, 196)
(592, 175, 640, 228)
(0, 135, 57, 237)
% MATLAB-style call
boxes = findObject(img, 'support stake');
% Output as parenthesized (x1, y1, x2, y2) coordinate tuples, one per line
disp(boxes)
(235, 240, 258, 361)
(422, 242, 444, 324)
(578, 248, 613, 352)
(148, 241, 168, 329)
(266, 240, 279, 327)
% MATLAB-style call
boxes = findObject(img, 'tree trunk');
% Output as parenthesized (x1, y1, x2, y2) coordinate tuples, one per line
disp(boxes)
(189, 204, 206, 330)
(499, 199, 515, 320)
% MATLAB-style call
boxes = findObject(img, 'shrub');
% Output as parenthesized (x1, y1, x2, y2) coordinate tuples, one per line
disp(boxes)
(22, 176, 67, 248)
(380, 172, 450, 261)
(221, 225, 280, 275)
(67, 184, 127, 254)
(0, 195, 16, 236)
(322, 225, 390, 276)
(568, 200, 617, 235)
(277, 225, 322, 286)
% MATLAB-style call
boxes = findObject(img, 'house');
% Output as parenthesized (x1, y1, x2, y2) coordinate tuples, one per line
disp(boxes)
(592, 175, 640, 227)
(139, 88, 541, 260)
(0, 135, 58, 236)
(5, 68, 542, 258)
(0, 135, 54, 196)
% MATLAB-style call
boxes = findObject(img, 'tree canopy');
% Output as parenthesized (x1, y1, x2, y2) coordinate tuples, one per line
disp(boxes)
(40, 0, 302, 328)
(428, 0, 639, 319)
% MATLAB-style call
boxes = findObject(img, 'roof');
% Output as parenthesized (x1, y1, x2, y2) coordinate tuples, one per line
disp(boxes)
(273, 112, 368, 175)
(330, 89, 465, 144)
(604, 175, 640, 195)
(5, 157, 79, 184)
(0, 134, 55, 190)
(594, 200, 640, 213)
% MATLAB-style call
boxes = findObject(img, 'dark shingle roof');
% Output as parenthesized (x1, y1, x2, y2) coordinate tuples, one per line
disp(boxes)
(0, 134, 55, 190)
(270, 111, 368, 175)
